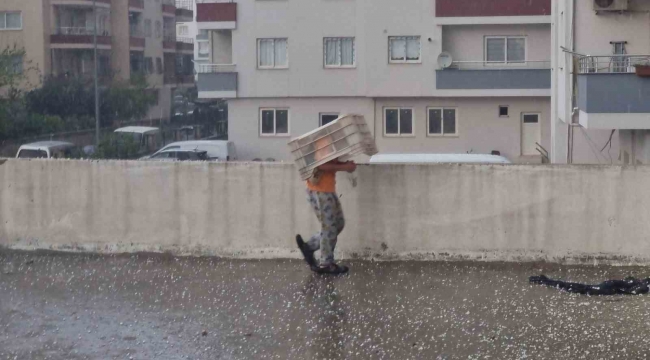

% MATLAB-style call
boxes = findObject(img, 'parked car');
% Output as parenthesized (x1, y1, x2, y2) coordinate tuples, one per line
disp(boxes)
(147, 140, 237, 161)
(114, 126, 162, 155)
(146, 149, 209, 162)
(15, 141, 77, 159)
(369, 153, 512, 164)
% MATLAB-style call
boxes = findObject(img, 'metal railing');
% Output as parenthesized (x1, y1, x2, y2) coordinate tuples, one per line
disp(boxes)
(163, 34, 177, 43)
(175, 0, 193, 10)
(129, 25, 143, 37)
(446, 60, 551, 70)
(176, 37, 194, 44)
(54, 27, 111, 36)
(195, 63, 236, 73)
(578, 55, 650, 74)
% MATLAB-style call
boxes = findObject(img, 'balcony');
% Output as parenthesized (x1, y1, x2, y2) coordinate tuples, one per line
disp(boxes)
(176, 37, 194, 53)
(577, 55, 650, 129)
(175, 0, 194, 22)
(51, 0, 111, 8)
(436, 60, 551, 92)
(129, 0, 144, 11)
(163, 35, 177, 53)
(162, 0, 176, 16)
(51, 48, 113, 82)
(51, 27, 112, 49)
(196, 1, 236, 30)
(196, 63, 237, 98)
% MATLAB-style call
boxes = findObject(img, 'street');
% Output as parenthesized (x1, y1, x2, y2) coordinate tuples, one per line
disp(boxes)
(1, 250, 649, 359)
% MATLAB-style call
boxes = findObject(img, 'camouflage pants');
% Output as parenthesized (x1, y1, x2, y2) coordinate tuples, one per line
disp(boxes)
(306, 189, 345, 266)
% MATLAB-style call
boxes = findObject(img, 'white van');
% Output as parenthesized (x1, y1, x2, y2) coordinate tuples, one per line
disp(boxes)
(114, 126, 162, 154)
(369, 153, 511, 164)
(15, 141, 76, 159)
(148, 140, 237, 161)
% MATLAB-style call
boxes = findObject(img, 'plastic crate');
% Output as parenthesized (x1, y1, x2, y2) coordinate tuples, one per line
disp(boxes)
(288, 114, 378, 180)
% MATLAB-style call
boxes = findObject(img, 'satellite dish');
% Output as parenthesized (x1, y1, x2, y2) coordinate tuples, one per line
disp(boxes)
(438, 52, 453, 69)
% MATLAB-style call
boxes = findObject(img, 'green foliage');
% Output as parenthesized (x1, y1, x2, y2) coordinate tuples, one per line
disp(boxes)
(93, 133, 142, 160)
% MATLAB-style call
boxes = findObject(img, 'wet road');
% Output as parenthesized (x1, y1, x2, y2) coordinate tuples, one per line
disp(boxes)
(1, 251, 650, 359)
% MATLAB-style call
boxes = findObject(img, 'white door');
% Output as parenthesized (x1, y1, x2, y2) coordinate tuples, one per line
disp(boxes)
(521, 113, 540, 156)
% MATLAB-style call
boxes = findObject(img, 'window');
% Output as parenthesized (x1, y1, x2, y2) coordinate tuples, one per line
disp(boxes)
(319, 113, 339, 127)
(324, 38, 355, 67)
(144, 19, 152, 37)
(145, 57, 154, 74)
(155, 21, 162, 38)
(156, 57, 163, 74)
(428, 108, 457, 136)
(384, 108, 413, 136)
(499, 106, 509, 117)
(389, 36, 421, 63)
(612, 41, 627, 73)
(197, 30, 210, 59)
(260, 108, 289, 136)
(7, 55, 23, 74)
(485, 36, 526, 64)
(178, 25, 188, 37)
(0, 12, 22, 30)
(258, 38, 288, 69)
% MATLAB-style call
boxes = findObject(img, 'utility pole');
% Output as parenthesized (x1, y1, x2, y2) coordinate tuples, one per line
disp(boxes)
(93, 0, 100, 147)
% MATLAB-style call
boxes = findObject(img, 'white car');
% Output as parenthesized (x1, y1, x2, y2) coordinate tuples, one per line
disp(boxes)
(15, 141, 76, 159)
(148, 140, 237, 161)
(147, 149, 208, 161)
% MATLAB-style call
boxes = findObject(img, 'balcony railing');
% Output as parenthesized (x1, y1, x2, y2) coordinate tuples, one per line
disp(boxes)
(195, 63, 236, 73)
(55, 27, 111, 36)
(446, 60, 551, 70)
(176, 0, 193, 10)
(129, 26, 143, 38)
(177, 37, 194, 44)
(578, 55, 650, 74)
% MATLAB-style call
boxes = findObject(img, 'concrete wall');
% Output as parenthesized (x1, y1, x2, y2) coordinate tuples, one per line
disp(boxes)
(3, 159, 650, 264)
(578, 74, 650, 113)
(436, 69, 551, 90)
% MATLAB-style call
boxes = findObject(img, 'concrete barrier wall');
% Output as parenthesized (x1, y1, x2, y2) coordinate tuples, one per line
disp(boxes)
(2, 159, 650, 264)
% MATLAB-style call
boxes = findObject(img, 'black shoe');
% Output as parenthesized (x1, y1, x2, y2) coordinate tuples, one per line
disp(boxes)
(313, 263, 349, 275)
(296, 235, 317, 268)
(529, 274, 548, 284)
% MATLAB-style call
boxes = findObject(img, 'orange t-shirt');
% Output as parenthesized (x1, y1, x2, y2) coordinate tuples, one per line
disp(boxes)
(306, 171, 336, 193)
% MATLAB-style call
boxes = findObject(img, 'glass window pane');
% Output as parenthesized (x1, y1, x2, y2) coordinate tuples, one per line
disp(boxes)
(6, 13, 21, 29)
(406, 37, 420, 61)
(276, 110, 289, 134)
(321, 114, 338, 126)
(341, 38, 354, 66)
(259, 39, 274, 67)
(274, 39, 287, 67)
(197, 30, 209, 40)
(0, 14, 6, 29)
(443, 109, 456, 134)
(261, 110, 275, 134)
(385, 109, 398, 134)
(507, 38, 525, 63)
(400, 109, 412, 134)
(429, 109, 442, 134)
(486, 38, 505, 62)
(523, 114, 539, 123)
(390, 38, 406, 61)
(325, 38, 339, 66)
(198, 42, 210, 58)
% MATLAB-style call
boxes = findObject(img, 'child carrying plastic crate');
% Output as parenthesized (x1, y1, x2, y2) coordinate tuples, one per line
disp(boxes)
(289, 115, 377, 275)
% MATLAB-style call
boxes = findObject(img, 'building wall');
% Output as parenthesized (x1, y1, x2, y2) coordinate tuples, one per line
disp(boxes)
(5, 159, 650, 264)
(442, 24, 551, 63)
(111, 0, 130, 81)
(0, 0, 49, 88)
(229, 96, 550, 163)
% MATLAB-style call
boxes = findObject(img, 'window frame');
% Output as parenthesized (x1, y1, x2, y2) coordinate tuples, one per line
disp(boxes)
(0, 12, 22, 31)
(257, 38, 289, 70)
(319, 112, 340, 127)
(323, 37, 356, 68)
(383, 107, 415, 137)
(499, 105, 509, 118)
(388, 36, 422, 64)
(484, 36, 527, 65)
(427, 107, 459, 137)
(259, 108, 290, 137)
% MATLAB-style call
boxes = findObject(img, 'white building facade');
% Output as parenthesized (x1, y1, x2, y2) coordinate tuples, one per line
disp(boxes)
(196, 0, 557, 162)
(552, 0, 650, 165)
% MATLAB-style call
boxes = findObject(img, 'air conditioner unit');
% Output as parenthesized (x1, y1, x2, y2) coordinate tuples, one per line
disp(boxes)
(594, 0, 628, 11)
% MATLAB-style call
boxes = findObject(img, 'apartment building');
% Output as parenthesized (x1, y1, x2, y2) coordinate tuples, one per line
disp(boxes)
(553, 0, 650, 165)
(0, 0, 194, 123)
(194, 0, 553, 162)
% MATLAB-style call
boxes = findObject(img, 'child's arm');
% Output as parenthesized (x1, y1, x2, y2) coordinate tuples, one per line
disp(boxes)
(318, 160, 357, 173)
